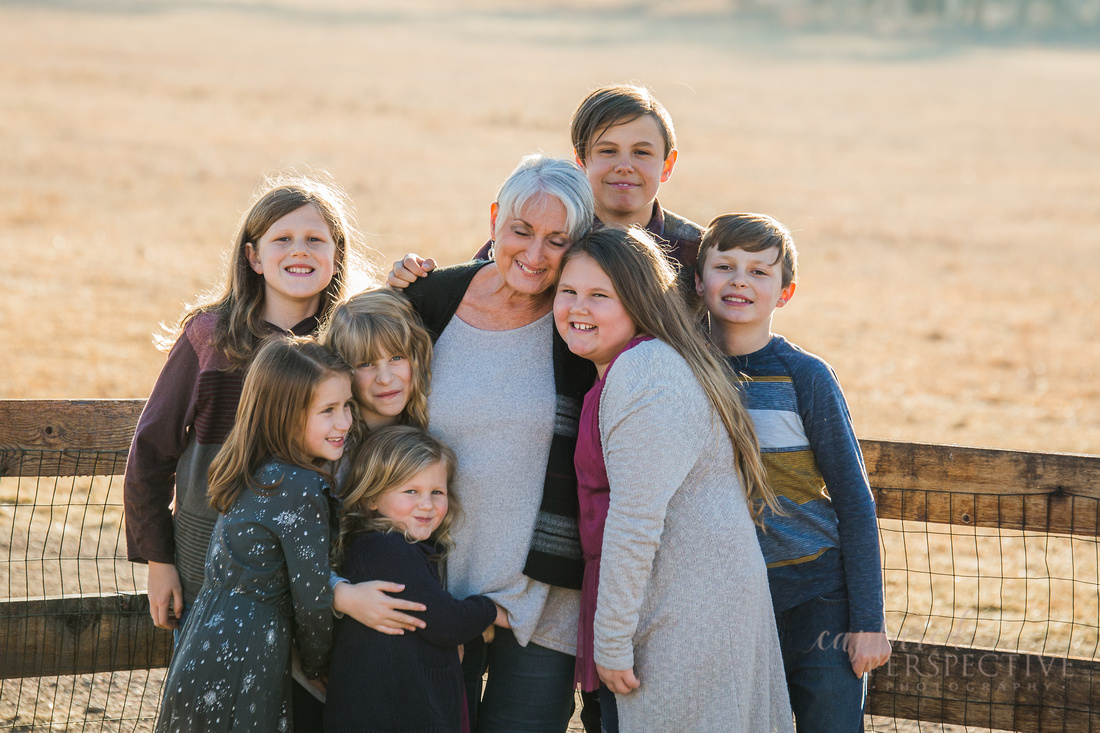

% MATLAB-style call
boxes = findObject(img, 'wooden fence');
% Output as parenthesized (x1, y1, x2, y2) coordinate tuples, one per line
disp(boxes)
(2, 399, 1099, 731)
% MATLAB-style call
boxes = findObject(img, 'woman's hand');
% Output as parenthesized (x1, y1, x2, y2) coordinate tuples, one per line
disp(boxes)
(847, 631, 892, 677)
(386, 254, 435, 290)
(597, 663, 640, 695)
(493, 603, 510, 629)
(147, 561, 184, 630)
(332, 580, 427, 635)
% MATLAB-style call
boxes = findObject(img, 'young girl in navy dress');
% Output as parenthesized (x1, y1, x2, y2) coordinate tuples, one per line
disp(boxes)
(554, 226, 793, 733)
(324, 426, 507, 733)
(156, 335, 355, 733)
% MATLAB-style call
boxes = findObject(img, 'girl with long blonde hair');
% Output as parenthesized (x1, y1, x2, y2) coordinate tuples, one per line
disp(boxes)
(325, 426, 507, 732)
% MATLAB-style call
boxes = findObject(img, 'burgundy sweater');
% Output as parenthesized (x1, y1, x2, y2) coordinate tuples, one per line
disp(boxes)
(123, 311, 319, 602)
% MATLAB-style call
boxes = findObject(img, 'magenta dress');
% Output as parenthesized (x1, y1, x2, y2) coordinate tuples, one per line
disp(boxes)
(574, 335, 654, 691)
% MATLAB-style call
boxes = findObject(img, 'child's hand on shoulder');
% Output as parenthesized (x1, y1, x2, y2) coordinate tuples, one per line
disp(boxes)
(847, 631, 891, 677)
(386, 254, 435, 290)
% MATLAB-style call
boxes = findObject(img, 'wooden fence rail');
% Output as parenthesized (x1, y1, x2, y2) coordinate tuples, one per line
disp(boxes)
(2, 399, 1100, 731)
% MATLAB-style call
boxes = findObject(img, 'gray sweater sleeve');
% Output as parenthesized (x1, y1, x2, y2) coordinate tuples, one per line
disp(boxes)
(593, 343, 710, 671)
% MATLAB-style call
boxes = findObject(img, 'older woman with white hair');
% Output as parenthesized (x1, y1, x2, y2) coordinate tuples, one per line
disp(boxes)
(396, 154, 596, 732)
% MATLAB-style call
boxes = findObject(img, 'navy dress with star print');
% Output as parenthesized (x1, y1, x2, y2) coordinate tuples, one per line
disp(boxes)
(156, 459, 334, 733)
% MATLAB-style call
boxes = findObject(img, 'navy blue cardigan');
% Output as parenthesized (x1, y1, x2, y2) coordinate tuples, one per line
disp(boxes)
(324, 531, 497, 732)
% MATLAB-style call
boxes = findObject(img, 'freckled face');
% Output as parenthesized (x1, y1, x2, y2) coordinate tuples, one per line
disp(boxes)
(554, 254, 639, 378)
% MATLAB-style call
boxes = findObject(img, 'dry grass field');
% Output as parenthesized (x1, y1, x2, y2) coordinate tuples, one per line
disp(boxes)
(2, 0, 1098, 455)
(1, 2, 1098, 730)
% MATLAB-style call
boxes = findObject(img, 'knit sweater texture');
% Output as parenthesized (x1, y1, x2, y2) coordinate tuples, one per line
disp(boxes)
(123, 311, 318, 602)
(325, 532, 496, 733)
(403, 261, 595, 591)
(594, 339, 793, 732)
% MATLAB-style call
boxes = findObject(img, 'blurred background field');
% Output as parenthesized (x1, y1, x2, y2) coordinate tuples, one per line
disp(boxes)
(2, 3, 1099, 730)
(1, 0, 1098, 456)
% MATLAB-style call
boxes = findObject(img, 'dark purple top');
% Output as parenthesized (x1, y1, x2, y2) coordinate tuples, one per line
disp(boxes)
(573, 335, 654, 691)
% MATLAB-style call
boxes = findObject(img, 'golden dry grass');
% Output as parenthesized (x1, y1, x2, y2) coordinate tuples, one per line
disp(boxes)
(1, 0, 1098, 455)
(1, 4, 1098, 729)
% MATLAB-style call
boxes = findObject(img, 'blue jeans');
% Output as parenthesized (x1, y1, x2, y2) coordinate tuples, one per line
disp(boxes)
(597, 685, 618, 733)
(462, 627, 576, 733)
(775, 586, 867, 733)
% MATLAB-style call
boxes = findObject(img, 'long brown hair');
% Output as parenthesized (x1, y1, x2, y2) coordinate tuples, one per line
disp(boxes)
(208, 335, 353, 513)
(561, 226, 779, 523)
(163, 171, 365, 368)
(320, 289, 432, 431)
(333, 426, 460, 571)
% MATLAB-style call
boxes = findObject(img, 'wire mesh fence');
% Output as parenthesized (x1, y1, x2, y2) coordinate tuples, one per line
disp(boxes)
(2, 437, 1098, 732)
(865, 491, 1100, 733)
(1, 450, 167, 732)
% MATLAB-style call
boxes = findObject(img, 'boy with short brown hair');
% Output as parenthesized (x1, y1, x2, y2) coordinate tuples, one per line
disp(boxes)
(568, 83, 702, 269)
(695, 212, 891, 732)
(465, 84, 703, 271)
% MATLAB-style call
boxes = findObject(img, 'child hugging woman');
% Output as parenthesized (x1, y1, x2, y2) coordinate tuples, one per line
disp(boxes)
(321, 288, 433, 435)
(324, 426, 507, 733)
(156, 336, 354, 732)
(553, 226, 795, 733)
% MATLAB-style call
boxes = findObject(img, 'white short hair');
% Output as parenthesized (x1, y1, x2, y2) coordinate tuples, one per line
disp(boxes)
(494, 154, 594, 243)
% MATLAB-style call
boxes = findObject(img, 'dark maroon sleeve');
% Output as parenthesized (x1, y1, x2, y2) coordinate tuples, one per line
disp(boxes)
(123, 332, 201, 565)
(472, 238, 493, 261)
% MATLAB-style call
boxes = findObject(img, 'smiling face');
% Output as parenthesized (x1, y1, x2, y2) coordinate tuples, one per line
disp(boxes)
(246, 204, 337, 325)
(580, 114, 677, 228)
(301, 373, 354, 463)
(554, 253, 639, 378)
(491, 195, 572, 298)
(369, 460, 450, 542)
(352, 348, 413, 431)
(695, 246, 795, 344)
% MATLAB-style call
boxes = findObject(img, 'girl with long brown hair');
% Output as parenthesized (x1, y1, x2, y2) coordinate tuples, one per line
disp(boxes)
(553, 226, 793, 733)
(157, 336, 354, 733)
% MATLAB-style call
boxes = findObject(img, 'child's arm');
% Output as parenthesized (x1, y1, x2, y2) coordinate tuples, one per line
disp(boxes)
(351, 533, 496, 649)
(123, 330, 202, 629)
(481, 604, 508, 645)
(331, 580, 427, 634)
(795, 356, 890, 673)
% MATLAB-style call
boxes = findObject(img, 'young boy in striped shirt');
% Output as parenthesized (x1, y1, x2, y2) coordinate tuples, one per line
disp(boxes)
(695, 213, 891, 732)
